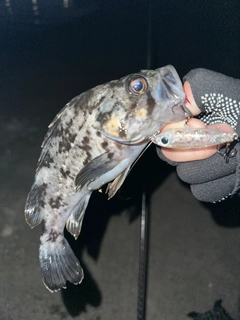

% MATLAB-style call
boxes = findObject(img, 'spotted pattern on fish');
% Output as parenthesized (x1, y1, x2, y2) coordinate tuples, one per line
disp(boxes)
(25, 65, 187, 292)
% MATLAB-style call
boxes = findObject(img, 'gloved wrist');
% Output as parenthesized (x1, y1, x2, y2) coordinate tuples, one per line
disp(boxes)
(183, 68, 240, 130)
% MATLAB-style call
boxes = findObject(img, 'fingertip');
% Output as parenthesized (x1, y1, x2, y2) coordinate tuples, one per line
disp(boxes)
(161, 118, 206, 132)
(207, 123, 234, 133)
(183, 81, 201, 116)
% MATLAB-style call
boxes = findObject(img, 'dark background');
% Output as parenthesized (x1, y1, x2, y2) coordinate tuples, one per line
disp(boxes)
(1, 0, 239, 120)
(1, 1, 240, 319)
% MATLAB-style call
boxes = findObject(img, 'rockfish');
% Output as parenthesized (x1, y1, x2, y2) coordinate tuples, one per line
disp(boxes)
(25, 65, 187, 292)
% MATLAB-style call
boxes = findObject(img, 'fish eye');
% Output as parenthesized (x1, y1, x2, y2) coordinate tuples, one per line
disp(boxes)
(161, 137, 169, 145)
(127, 76, 148, 95)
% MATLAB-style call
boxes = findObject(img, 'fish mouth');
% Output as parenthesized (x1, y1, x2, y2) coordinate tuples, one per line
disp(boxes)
(119, 134, 149, 145)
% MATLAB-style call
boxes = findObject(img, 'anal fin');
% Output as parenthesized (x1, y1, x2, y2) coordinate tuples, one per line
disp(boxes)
(66, 193, 91, 239)
(25, 183, 44, 228)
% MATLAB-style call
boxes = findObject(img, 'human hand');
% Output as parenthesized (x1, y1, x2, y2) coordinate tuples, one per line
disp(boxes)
(160, 79, 235, 162)
(157, 68, 240, 202)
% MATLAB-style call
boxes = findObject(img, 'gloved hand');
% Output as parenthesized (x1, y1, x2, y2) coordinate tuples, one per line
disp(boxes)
(157, 68, 240, 202)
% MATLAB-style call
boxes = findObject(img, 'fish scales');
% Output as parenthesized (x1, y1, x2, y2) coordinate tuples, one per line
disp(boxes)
(25, 65, 188, 292)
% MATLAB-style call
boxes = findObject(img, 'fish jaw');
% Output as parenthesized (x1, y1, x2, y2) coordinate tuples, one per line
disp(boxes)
(135, 66, 187, 140)
(93, 65, 186, 144)
(158, 65, 185, 106)
(144, 65, 186, 129)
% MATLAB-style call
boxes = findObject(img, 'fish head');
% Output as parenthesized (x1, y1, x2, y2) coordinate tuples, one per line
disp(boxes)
(94, 65, 187, 144)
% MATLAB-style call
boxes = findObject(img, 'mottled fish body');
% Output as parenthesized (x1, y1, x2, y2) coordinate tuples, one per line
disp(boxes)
(25, 65, 187, 292)
(151, 127, 238, 148)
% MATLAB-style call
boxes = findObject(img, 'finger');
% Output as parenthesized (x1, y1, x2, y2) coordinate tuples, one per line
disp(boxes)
(183, 81, 201, 116)
(162, 118, 205, 131)
(162, 118, 234, 132)
(207, 123, 235, 133)
(177, 152, 237, 184)
(190, 175, 235, 202)
(162, 144, 216, 162)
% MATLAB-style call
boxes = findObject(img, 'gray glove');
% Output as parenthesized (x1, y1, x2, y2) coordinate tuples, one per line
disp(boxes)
(157, 68, 240, 202)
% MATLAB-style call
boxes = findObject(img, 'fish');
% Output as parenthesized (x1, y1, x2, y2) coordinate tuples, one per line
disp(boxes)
(151, 127, 238, 148)
(24, 65, 187, 292)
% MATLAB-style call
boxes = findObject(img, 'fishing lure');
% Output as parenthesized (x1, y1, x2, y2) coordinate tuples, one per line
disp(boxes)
(151, 127, 238, 149)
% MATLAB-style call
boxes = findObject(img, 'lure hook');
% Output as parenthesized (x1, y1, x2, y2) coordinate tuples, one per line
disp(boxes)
(217, 134, 239, 163)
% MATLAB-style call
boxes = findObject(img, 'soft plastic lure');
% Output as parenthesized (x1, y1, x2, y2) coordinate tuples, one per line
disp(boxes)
(151, 127, 238, 149)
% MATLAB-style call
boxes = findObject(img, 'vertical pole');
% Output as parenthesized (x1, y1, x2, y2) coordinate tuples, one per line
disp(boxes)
(137, 191, 149, 320)
(137, 1, 152, 319)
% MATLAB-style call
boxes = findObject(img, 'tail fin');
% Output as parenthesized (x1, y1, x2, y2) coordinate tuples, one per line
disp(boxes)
(39, 236, 84, 292)
(25, 183, 44, 228)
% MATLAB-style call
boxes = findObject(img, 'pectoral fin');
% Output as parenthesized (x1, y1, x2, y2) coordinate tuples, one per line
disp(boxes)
(74, 152, 119, 191)
(71, 152, 125, 239)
